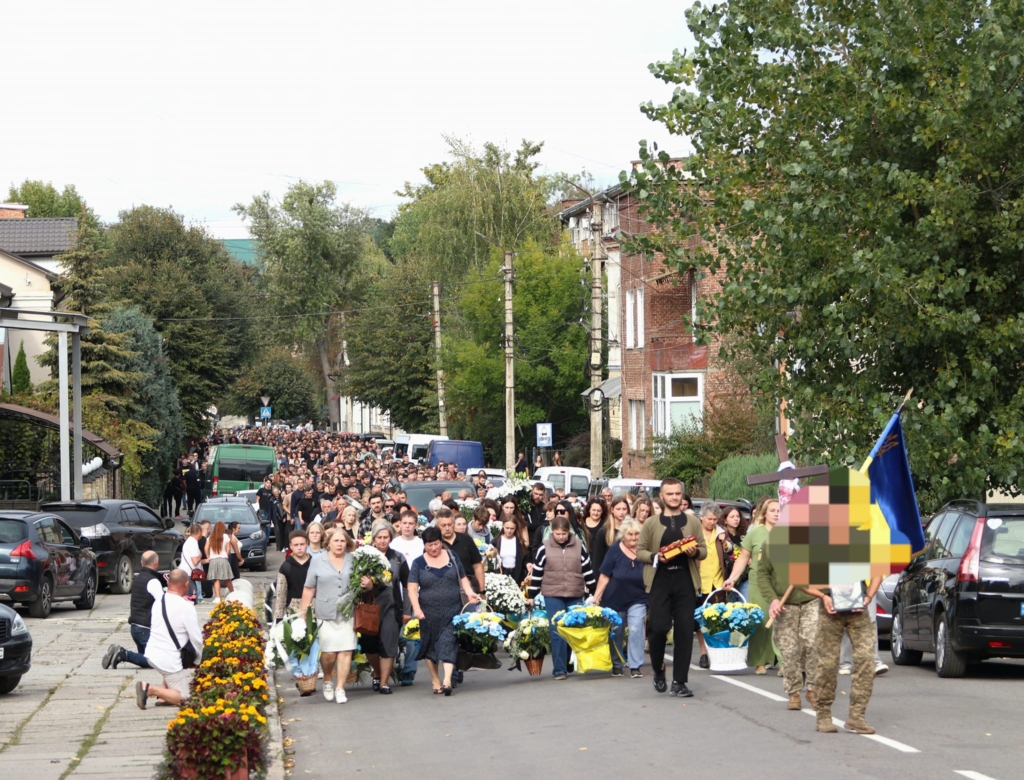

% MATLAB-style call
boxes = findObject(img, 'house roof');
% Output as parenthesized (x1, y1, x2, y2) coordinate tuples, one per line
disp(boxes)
(0, 247, 58, 282)
(558, 184, 625, 221)
(581, 376, 622, 399)
(0, 217, 77, 256)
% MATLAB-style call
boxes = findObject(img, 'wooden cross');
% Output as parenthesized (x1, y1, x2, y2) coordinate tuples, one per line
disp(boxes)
(745, 434, 829, 487)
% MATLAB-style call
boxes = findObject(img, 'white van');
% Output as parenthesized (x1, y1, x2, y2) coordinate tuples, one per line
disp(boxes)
(394, 433, 449, 463)
(590, 478, 667, 500)
(533, 466, 592, 496)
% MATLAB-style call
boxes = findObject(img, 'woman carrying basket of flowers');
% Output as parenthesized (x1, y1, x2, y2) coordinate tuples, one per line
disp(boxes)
(526, 510, 597, 680)
(360, 520, 409, 696)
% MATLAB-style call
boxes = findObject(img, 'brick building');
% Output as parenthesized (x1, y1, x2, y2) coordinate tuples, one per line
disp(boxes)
(559, 172, 733, 478)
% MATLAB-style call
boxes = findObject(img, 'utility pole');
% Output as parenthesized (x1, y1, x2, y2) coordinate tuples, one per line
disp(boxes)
(503, 250, 516, 473)
(589, 203, 605, 477)
(432, 281, 448, 436)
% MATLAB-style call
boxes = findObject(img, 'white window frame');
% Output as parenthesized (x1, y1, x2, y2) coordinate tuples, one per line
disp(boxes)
(636, 287, 645, 347)
(628, 398, 647, 451)
(652, 372, 704, 436)
(625, 289, 635, 349)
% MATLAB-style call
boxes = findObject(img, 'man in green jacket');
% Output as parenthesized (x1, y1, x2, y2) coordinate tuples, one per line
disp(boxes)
(637, 478, 706, 697)
(757, 542, 821, 712)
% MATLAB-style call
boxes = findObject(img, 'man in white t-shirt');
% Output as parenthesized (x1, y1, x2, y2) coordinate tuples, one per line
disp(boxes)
(137, 570, 202, 709)
(178, 524, 204, 602)
(390, 510, 424, 563)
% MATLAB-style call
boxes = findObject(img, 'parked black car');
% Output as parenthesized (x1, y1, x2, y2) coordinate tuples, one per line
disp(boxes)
(891, 501, 1024, 677)
(42, 501, 184, 594)
(400, 481, 476, 518)
(0, 601, 32, 693)
(190, 501, 267, 572)
(0, 512, 97, 618)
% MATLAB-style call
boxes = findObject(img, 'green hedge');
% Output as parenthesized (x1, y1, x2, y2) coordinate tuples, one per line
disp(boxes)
(706, 453, 781, 504)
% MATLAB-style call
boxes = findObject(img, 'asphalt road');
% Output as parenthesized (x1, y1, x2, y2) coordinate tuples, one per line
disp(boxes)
(272, 573, 1023, 780)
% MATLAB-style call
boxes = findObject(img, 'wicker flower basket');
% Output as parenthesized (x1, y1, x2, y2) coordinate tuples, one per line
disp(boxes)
(524, 655, 545, 676)
(295, 674, 318, 694)
(346, 669, 358, 685)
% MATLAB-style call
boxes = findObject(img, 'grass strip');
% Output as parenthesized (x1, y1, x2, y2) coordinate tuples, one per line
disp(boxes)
(57, 676, 132, 780)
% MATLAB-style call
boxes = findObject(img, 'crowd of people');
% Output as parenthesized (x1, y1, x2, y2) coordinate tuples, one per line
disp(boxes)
(148, 425, 888, 733)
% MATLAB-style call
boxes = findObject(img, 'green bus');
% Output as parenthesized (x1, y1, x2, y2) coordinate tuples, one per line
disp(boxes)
(210, 444, 278, 496)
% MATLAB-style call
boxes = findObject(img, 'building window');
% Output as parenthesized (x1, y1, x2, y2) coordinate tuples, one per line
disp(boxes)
(652, 372, 703, 436)
(625, 289, 635, 349)
(636, 288, 645, 347)
(628, 399, 646, 450)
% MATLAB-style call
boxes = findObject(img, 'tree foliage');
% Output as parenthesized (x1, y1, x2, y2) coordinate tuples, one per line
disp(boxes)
(234, 181, 383, 428)
(342, 257, 437, 433)
(104, 206, 259, 437)
(626, 0, 1024, 508)
(7, 179, 100, 230)
(225, 348, 319, 423)
(11, 341, 31, 395)
(444, 239, 589, 461)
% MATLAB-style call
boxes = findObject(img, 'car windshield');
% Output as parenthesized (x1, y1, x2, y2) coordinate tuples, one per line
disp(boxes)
(0, 519, 27, 544)
(195, 506, 256, 525)
(983, 518, 1024, 562)
(570, 476, 589, 493)
(40, 507, 106, 527)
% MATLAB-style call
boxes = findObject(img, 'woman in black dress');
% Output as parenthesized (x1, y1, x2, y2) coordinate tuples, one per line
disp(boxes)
(360, 521, 409, 695)
(407, 526, 480, 695)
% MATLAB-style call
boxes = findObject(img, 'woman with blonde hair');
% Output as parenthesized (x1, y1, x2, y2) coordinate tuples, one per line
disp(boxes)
(340, 505, 359, 539)
(300, 526, 366, 703)
(206, 521, 235, 604)
(632, 495, 655, 524)
(305, 521, 326, 556)
(590, 496, 630, 573)
(724, 496, 779, 674)
(592, 519, 647, 677)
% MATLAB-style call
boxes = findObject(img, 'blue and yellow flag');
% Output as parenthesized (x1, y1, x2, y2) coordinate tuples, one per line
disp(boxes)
(860, 413, 926, 558)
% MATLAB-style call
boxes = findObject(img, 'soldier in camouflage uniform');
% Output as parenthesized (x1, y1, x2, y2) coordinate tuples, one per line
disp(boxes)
(757, 543, 820, 711)
(805, 577, 882, 734)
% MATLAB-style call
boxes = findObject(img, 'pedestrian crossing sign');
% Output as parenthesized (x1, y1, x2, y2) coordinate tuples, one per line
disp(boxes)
(260, 406, 272, 419)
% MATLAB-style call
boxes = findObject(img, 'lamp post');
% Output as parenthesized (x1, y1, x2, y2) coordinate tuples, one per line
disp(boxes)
(476, 232, 516, 473)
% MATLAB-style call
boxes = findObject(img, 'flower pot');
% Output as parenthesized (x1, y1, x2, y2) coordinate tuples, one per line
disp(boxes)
(524, 655, 545, 676)
(456, 651, 502, 671)
(225, 754, 249, 780)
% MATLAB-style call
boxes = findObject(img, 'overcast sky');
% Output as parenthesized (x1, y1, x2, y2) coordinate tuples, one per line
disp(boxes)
(4, 1, 695, 238)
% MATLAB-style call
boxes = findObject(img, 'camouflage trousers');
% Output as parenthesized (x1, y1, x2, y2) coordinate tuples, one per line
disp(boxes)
(774, 600, 820, 695)
(815, 608, 875, 719)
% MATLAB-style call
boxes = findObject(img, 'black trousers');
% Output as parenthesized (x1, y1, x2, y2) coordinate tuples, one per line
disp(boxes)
(647, 566, 698, 684)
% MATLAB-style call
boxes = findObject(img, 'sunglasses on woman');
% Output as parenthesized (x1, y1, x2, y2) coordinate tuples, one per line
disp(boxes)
(555, 509, 569, 515)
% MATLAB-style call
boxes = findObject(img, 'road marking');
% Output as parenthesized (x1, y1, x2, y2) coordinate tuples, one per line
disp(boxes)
(668, 654, 920, 753)
(954, 772, 1001, 780)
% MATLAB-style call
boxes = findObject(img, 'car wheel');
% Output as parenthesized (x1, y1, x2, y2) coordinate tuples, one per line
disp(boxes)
(0, 676, 22, 694)
(29, 575, 53, 618)
(110, 555, 134, 595)
(890, 609, 922, 666)
(253, 560, 267, 572)
(75, 569, 97, 610)
(935, 613, 967, 678)
(172, 547, 183, 571)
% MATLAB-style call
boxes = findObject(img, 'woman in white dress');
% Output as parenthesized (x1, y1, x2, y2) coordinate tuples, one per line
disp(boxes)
(300, 527, 366, 704)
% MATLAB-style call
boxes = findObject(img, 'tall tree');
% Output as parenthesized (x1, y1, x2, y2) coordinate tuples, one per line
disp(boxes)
(7, 180, 101, 229)
(11, 341, 31, 394)
(444, 238, 589, 459)
(104, 206, 259, 436)
(225, 348, 319, 422)
(625, 0, 1024, 507)
(234, 181, 382, 428)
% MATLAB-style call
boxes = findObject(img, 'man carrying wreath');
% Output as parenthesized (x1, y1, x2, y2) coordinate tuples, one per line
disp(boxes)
(636, 478, 706, 698)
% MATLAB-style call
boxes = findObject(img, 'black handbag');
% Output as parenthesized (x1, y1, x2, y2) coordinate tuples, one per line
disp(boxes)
(161, 594, 198, 668)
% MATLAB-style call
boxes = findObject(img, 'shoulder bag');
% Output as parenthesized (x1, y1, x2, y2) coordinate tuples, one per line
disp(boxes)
(161, 595, 198, 668)
(354, 593, 380, 636)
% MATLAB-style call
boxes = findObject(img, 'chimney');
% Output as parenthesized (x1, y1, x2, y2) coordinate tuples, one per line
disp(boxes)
(0, 203, 29, 219)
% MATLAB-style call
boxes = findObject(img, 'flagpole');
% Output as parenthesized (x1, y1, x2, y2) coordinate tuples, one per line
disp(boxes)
(860, 388, 914, 474)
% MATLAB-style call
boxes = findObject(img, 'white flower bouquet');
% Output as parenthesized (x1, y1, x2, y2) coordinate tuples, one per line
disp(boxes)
(485, 572, 528, 616)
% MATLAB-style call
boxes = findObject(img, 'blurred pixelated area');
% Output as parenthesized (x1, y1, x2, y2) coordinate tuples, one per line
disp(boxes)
(768, 467, 915, 588)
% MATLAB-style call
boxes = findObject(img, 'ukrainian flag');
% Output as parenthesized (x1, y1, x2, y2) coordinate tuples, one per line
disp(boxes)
(860, 413, 927, 562)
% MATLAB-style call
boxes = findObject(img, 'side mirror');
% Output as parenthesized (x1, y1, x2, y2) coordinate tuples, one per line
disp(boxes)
(79, 536, 91, 548)
(164, 517, 176, 530)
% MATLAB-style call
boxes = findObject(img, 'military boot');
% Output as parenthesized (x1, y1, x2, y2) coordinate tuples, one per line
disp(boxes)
(787, 693, 802, 710)
(844, 716, 876, 734)
(816, 712, 838, 733)
(805, 688, 816, 708)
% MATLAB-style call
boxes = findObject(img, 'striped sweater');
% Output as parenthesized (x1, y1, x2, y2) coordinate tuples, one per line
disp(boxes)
(528, 535, 596, 599)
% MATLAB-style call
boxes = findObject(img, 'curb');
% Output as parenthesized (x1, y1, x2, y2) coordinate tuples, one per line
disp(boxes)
(264, 667, 287, 780)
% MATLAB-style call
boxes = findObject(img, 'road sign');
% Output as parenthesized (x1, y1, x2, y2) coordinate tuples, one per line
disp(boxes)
(259, 406, 272, 419)
(536, 423, 553, 448)
(260, 396, 271, 407)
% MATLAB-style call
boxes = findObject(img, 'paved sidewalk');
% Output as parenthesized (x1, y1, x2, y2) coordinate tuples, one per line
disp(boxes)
(0, 587, 284, 780)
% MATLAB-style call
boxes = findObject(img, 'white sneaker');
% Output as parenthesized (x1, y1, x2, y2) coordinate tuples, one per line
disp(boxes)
(874, 661, 889, 676)
(838, 665, 852, 675)
(212, 597, 222, 605)
(323, 682, 334, 701)
(335, 688, 347, 703)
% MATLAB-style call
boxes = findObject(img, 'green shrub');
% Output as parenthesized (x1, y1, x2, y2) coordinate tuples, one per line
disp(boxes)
(707, 453, 781, 503)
